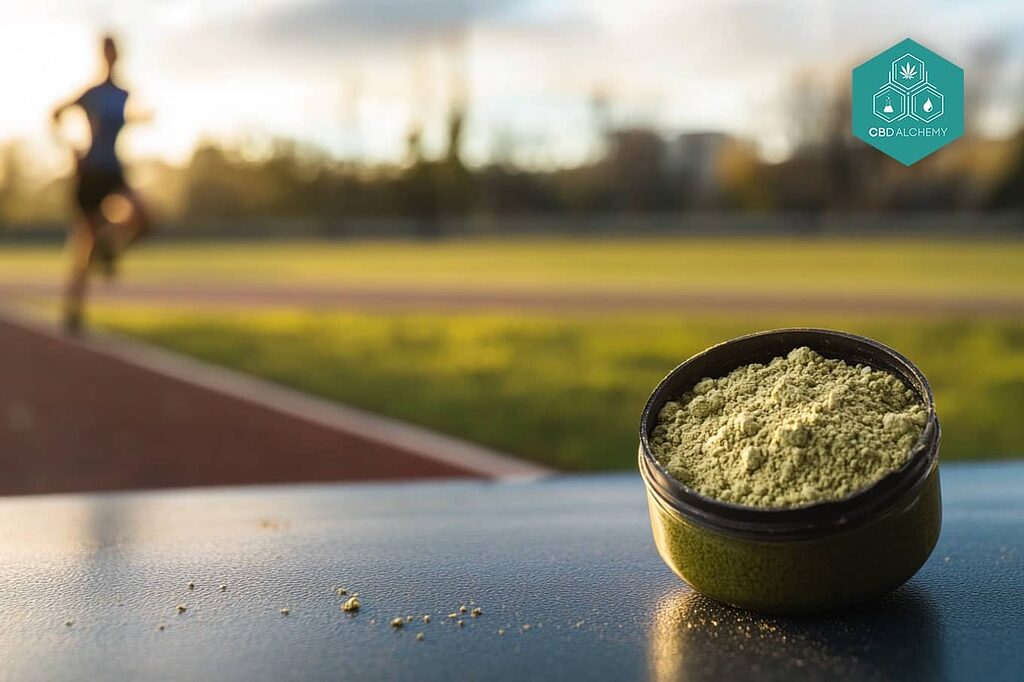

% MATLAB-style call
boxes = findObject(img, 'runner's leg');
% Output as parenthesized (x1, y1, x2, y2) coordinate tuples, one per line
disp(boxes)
(64, 212, 102, 334)
(108, 187, 152, 253)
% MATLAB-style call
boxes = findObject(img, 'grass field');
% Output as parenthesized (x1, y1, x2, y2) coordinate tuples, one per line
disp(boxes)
(91, 306, 1024, 470)
(2, 236, 1024, 299)
(4, 235, 1022, 471)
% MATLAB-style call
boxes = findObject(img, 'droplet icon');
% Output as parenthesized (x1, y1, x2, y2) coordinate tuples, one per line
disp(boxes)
(923, 98, 934, 113)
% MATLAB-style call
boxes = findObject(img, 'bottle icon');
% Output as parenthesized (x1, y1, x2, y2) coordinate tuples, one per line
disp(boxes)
(882, 96, 894, 114)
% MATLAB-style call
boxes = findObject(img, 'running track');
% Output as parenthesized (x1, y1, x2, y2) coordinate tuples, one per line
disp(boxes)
(0, 311, 548, 496)
(2, 281, 1023, 315)
(1, 275, 1019, 495)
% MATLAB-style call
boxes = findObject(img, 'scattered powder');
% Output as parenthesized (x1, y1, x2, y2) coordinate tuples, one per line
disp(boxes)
(341, 596, 361, 612)
(391, 618, 404, 628)
(650, 347, 927, 508)
(471, 608, 482, 617)
(176, 605, 187, 613)
(219, 584, 227, 592)
(422, 615, 431, 624)
(416, 632, 425, 641)
(280, 608, 290, 616)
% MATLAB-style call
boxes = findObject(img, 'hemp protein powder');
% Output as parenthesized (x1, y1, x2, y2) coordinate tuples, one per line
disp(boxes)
(650, 346, 928, 508)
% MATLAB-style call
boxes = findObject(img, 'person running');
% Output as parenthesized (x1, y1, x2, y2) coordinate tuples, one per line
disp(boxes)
(51, 34, 151, 334)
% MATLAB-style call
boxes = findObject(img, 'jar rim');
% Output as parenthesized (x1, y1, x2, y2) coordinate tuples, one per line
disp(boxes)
(638, 328, 940, 542)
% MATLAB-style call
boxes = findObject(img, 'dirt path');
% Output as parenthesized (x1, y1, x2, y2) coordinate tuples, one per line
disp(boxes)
(0, 312, 547, 496)
(2, 281, 1022, 316)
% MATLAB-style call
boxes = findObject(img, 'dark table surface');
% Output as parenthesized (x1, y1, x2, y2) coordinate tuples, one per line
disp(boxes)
(1, 463, 1021, 681)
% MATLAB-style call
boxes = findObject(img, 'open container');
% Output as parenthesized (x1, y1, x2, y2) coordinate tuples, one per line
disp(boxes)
(638, 328, 941, 614)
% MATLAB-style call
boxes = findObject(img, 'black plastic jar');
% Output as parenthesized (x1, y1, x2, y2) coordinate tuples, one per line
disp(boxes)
(638, 329, 941, 614)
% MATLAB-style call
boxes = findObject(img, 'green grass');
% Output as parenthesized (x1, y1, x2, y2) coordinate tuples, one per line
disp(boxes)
(3, 236, 1024, 298)
(9, 236, 1022, 469)
(91, 306, 1024, 471)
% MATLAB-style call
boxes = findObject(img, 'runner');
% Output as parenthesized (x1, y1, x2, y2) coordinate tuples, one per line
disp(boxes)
(51, 35, 151, 335)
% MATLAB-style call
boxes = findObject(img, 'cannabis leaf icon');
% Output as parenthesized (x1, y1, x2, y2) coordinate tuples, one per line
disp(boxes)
(900, 62, 917, 80)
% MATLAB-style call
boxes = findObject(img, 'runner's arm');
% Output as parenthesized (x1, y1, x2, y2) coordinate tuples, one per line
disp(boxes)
(50, 93, 85, 162)
(51, 95, 81, 126)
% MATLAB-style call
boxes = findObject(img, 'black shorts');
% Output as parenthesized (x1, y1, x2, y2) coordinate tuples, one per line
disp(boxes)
(76, 167, 126, 213)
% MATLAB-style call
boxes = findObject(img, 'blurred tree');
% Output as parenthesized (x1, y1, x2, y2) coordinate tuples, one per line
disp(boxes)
(182, 144, 246, 219)
(401, 126, 442, 237)
(991, 131, 1024, 209)
(0, 142, 22, 226)
(601, 128, 673, 211)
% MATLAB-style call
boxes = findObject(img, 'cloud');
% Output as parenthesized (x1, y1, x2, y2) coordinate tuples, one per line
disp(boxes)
(251, 0, 530, 43)
(158, 0, 572, 82)
(39, 0, 1024, 166)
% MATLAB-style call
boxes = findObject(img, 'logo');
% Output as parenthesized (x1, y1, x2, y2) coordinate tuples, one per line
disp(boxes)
(852, 38, 964, 165)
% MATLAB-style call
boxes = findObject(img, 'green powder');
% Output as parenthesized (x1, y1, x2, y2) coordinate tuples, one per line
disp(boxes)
(650, 347, 927, 508)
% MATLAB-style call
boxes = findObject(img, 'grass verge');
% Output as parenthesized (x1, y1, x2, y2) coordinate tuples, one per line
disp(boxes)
(92, 306, 1024, 470)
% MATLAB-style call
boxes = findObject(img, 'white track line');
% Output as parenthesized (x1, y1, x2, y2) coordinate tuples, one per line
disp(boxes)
(0, 305, 553, 480)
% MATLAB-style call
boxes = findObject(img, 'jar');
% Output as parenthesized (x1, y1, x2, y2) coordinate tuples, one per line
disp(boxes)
(638, 328, 941, 614)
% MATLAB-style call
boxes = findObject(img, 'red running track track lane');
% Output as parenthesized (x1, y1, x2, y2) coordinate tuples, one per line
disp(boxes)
(0, 315, 547, 495)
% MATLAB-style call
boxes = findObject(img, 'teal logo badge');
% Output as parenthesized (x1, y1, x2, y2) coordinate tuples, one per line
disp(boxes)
(852, 38, 964, 165)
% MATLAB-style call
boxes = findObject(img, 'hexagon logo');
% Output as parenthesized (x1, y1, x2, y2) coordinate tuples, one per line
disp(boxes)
(852, 38, 964, 165)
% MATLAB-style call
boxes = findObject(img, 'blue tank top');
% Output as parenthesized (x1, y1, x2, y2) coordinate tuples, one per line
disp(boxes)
(76, 81, 128, 171)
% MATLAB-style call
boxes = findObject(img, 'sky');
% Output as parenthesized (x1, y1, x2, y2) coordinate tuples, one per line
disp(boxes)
(1, 0, 1022, 173)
